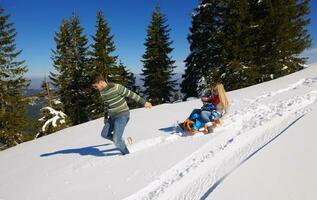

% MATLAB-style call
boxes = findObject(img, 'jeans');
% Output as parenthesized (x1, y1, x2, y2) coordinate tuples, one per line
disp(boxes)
(101, 114, 130, 155)
(201, 110, 211, 123)
(201, 110, 222, 123)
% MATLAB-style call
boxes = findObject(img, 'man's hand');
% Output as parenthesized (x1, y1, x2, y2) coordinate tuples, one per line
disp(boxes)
(104, 117, 108, 124)
(144, 101, 152, 109)
(104, 113, 109, 124)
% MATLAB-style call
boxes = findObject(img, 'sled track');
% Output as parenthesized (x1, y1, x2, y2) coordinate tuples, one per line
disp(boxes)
(124, 89, 317, 200)
(128, 77, 317, 154)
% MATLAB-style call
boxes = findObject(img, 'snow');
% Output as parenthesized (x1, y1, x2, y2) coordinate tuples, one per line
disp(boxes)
(241, 64, 249, 69)
(39, 106, 67, 131)
(250, 24, 259, 28)
(186, 97, 199, 101)
(1, 63, 317, 200)
(52, 99, 62, 104)
(282, 64, 288, 70)
(199, 3, 212, 9)
(207, 104, 317, 200)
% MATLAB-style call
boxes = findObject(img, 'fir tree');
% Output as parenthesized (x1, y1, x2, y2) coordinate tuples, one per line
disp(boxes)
(141, 5, 177, 105)
(50, 13, 91, 125)
(88, 9, 120, 119)
(49, 19, 72, 116)
(112, 61, 139, 91)
(69, 13, 91, 124)
(118, 61, 141, 109)
(254, 0, 311, 81)
(90, 9, 118, 79)
(35, 76, 71, 138)
(50, 19, 72, 86)
(182, 0, 311, 94)
(36, 104, 71, 138)
(122, 65, 140, 93)
(181, 0, 225, 98)
(219, 0, 260, 90)
(0, 8, 30, 149)
(37, 76, 54, 107)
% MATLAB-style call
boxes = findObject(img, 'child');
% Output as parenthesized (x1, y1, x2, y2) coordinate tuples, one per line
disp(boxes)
(92, 75, 152, 155)
(200, 83, 229, 133)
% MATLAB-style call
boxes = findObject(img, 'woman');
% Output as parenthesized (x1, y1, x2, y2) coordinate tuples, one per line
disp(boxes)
(200, 83, 230, 133)
(182, 82, 229, 134)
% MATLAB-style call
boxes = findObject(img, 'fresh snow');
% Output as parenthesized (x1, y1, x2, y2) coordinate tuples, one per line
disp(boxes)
(207, 100, 317, 200)
(282, 64, 288, 70)
(199, 3, 212, 9)
(39, 106, 67, 132)
(1, 64, 317, 200)
(250, 24, 260, 28)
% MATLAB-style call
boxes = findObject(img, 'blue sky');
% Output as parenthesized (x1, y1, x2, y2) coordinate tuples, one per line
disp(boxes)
(1, 0, 317, 80)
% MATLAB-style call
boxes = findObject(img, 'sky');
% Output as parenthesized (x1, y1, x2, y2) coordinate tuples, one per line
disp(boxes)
(1, 0, 317, 82)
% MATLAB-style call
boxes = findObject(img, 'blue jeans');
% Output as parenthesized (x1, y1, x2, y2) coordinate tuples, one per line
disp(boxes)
(201, 110, 211, 123)
(101, 114, 130, 155)
(201, 110, 222, 123)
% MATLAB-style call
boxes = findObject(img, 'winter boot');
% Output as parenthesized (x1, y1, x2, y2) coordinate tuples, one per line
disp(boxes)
(105, 134, 114, 141)
(120, 146, 130, 155)
(205, 122, 214, 134)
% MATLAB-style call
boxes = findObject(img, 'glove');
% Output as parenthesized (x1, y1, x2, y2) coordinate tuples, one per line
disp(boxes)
(104, 113, 109, 124)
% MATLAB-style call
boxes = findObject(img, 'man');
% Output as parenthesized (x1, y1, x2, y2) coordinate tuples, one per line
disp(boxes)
(92, 75, 152, 155)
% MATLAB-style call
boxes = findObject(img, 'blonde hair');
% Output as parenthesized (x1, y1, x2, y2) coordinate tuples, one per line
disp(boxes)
(213, 83, 229, 113)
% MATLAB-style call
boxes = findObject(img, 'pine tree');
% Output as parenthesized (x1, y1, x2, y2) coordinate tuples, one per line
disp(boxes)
(141, 5, 177, 105)
(0, 8, 30, 149)
(36, 104, 71, 138)
(219, 0, 261, 90)
(67, 12, 92, 124)
(49, 19, 72, 117)
(88, 9, 121, 119)
(108, 63, 126, 86)
(118, 61, 141, 109)
(35, 76, 71, 138)
(50, 13, 91, 125)
(50, 19, 71, 85)
(254, 0, 311, 81)
(38, 76, 54, 107)
(182, 0, 311, 94)
(111, 61, 139, 91)
(34, 105, 70, 138)
(181, 0, 225, 98)
(90, 9, 118, 79)
(122, 65, 139, 93)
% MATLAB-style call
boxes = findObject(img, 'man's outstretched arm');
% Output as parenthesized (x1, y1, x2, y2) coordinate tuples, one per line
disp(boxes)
(116, 84, 152, 108)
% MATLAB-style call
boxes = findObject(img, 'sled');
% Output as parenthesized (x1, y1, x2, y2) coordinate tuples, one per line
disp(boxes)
(177, 119, 223, 136)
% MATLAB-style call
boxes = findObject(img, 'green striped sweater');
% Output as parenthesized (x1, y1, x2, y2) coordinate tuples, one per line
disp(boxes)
(100, 83, 146, 117)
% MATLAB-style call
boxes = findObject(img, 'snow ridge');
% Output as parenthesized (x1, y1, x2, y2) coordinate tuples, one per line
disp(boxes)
(247, 78, 317, 103)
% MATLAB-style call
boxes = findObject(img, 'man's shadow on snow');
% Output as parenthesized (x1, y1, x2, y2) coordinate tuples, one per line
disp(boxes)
(40, 144, 122, 157)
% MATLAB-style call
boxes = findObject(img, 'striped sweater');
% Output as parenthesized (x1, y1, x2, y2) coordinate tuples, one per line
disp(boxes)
(100, 83, 146, 118)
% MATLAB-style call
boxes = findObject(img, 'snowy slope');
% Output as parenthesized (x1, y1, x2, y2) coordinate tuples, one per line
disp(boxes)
(1, 64, 317, 200)
(207, 104, 317, 200)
